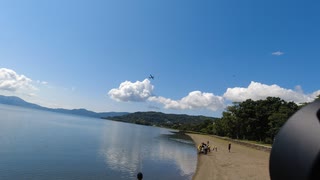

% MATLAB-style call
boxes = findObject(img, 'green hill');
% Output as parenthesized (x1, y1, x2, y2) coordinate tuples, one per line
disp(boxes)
(104, 111, 218, 132)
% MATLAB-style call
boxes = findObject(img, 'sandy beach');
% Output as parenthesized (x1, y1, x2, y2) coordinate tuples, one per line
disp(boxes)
(188, 133, 270, 180)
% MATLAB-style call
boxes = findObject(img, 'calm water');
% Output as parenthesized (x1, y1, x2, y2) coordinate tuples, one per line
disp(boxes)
(0, 104, 197, 180)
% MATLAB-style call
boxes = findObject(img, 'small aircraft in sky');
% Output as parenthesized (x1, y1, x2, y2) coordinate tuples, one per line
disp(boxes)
(148, 74, 154, 80)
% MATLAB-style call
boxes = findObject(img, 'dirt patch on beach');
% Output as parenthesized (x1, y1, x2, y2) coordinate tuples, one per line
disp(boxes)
(188, 133, 270, 180)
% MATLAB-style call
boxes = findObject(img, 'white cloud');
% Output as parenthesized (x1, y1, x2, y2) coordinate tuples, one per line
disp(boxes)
(223, 81, 316, 104)
(311, 90, 320, 99)
(148, 91, 225, 111)
(108, 79, 154, 102)
(109, 79, 320, 114)
(27, 93, 37, 97)
(272, 51, 284, 56)
(294, 85, 303, 93)
(0, 68, 36, 91)
(108, 79, 225, 111)
(37, 80, 48, 85)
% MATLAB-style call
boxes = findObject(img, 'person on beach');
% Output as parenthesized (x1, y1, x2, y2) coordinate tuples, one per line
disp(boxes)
(137, 172, 143, 180)
(202, 142, 207, 154)
(228, 143, 231, 152)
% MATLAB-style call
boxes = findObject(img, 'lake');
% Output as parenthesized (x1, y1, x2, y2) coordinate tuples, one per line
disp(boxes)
(0, 104, 197, 180)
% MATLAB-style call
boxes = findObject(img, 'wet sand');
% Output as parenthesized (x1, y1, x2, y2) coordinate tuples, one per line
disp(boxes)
(188, 133, 270, 180)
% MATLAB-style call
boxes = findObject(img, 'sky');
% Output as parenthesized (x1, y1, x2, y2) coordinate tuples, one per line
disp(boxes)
(0, 0, 319, 117)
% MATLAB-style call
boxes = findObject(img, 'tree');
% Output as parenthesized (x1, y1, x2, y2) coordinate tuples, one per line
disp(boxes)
(213, 97, 299, 143)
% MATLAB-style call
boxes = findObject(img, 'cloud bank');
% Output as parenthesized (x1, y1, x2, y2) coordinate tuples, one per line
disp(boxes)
(148, 92, 224, 111)
(108, 79, 225, 111)
(108, 79, 154, 102)
(0, 68, 36, 91)
(109, 79, 320, 113)
(223, 81, 316, 104)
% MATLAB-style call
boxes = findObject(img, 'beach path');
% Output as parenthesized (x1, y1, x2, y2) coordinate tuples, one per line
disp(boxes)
(188, 134, 270, 180)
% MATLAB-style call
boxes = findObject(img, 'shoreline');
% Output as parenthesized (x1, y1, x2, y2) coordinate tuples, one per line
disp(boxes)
(187, 133, 271, 180)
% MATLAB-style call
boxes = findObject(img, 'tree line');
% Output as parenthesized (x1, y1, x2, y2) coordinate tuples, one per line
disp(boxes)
(106, 96, 318, 144)
(212, 97, 303, 143)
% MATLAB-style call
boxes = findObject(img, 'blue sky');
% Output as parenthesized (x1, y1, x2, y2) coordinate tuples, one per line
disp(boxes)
(0, 0, 319, 117)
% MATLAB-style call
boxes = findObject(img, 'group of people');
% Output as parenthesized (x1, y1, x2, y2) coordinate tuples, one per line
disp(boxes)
(198, 142, 210, 154)
(198, 141, 218, 154)
(198, 141, 231, 154)
(137, 142, 232, 179)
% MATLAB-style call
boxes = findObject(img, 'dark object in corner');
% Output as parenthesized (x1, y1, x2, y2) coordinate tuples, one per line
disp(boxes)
(270, 100, 320, 180)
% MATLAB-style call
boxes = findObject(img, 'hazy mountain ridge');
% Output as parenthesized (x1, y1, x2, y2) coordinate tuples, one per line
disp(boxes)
(0, 95, 128, 118)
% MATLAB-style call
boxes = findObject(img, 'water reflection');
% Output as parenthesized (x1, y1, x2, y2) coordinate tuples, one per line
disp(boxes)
(99, 121, 197, 179)
(0, 105, 197, 179)
(152, 135, 196, 177)
(98, 121, 150, 177)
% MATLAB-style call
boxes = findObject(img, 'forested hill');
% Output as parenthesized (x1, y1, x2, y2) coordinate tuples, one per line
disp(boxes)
(105, 111, 218, 131)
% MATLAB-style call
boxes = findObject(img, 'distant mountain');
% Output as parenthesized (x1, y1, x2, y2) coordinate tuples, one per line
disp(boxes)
(0, 95, 128, 118)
